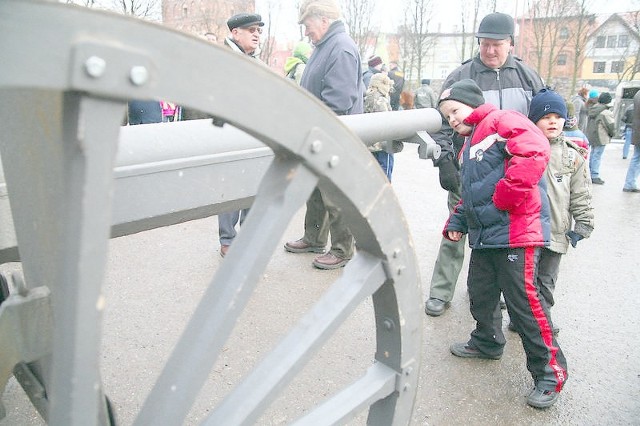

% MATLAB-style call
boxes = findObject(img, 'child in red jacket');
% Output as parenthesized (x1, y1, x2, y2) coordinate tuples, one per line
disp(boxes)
(439, 79, 567, 409)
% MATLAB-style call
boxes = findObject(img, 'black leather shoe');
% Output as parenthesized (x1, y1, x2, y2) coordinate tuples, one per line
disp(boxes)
(450, 342, 501, 360)
(591, 177, 605, 185)
(424, 298, 449, 316)
(527, 386, 559, 408)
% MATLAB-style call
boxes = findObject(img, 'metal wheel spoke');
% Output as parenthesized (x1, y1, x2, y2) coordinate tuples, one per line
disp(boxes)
(135, 159, 319, 426)
(203, 252, 387, 425)
(293, 362, 398, 426)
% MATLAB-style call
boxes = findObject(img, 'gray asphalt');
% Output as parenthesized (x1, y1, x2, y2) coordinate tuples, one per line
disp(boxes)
(1, 141, 639, 425)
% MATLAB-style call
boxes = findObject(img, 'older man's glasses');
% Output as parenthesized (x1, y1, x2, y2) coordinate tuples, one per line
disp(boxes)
(242, 26, 263, 35)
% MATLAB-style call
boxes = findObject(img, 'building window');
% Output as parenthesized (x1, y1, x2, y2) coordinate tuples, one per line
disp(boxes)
(618, 35, 629, 48)
(559, 27, 569, 39)
(606, 35, 617, 48)
(557, 54, 567, 66)
(611, 61, 625, 73)
(182, 3, 188, 18)
(593, 61, 606, 73)
(594, 36, 605, 48)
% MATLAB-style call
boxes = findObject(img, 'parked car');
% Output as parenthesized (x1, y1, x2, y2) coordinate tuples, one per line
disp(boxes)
(613, 80, 640, 138)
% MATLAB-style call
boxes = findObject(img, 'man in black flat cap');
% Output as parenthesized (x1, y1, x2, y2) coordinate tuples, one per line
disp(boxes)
(218, 12, 264, 257)
(223, 12, 264, 58)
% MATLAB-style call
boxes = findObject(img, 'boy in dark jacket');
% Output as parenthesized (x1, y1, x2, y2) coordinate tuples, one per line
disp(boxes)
(439, 79, 567, 409)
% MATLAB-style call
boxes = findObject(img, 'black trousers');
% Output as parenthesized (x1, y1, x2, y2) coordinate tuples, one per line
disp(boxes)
(467, 247, 568, 391)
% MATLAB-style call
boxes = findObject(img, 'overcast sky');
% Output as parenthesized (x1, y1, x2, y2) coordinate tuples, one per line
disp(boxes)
(257, 0, 639, 39)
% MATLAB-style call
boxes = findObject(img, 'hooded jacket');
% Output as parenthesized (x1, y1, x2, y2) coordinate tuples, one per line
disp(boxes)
(444, 104, 551, 249)
(300, 21, 364, 115)
(585, 103, 615, 146)
(545, 136, 594, 254)
(284, 41, 312, 85)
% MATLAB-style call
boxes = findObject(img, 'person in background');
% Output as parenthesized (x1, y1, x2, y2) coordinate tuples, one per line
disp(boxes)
(362, 55, 384, 88)
(571, 87, 589, 132)
(520, 88, 594, 336)
(387, 61, 404, 110)
(284, 41, 313, 84)
(364, 72, 395, 180)
(284, 0, 364, 270)
(623, 90, 640, 193)
(622, 101, 635, 159)
(413, 78, 438, 109)
(127, 100, 162, 125)
(218, 12, 265, 257)
(160, 101, 178, 122)
(583, 89, 599, 131)
(439, 79, 566, 410)
(424, 12, 544, 317)
(585, 92, 615, 185)
(563, 101, 589, 157)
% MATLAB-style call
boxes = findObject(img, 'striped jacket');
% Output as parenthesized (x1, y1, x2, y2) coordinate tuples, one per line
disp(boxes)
(444, 104, 551, 249)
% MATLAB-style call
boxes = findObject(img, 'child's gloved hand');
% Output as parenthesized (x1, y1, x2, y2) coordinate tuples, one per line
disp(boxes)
(566, 230, 584, 248)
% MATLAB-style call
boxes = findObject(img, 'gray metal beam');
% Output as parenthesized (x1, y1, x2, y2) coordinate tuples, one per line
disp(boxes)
(0, 1, 440, 424)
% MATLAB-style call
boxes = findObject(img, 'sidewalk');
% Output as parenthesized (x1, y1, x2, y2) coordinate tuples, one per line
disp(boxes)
(1, 144, 639, 425)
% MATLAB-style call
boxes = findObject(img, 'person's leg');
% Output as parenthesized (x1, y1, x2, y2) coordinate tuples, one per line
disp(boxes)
(624, 145, 640, 190)
(372, 151, 394, 182)
(623, 128, 632, 159)
(324, 196, 354, 259)
(218, 211, 240, 246)
(589, 145, 605, 180)
(300, 188, 329, 246)
(311, 190, 354, 269)
(536, 248, 562, 309)
(238, 208, 250, 227)
(426, 190, 465, 314)
(500, 247, 567, 400)
(464, 249, 505, 358)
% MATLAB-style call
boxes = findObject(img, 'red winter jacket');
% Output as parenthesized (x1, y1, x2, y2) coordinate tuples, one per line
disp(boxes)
(444, 104, 551, 249)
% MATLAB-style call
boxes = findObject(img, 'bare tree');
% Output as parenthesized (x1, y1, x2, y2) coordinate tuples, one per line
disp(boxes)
(616, 10, 640, 82)
(341, 0, 378, 60)
(259, 0, 282, 66)
(110, 0, 160, 20)
(568, 0, 596, 93)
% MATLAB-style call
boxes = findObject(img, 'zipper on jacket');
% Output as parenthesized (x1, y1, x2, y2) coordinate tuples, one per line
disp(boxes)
(496, 69, 503, 109)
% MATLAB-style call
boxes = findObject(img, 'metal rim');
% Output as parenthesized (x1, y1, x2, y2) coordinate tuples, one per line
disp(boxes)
(0, 1, 422, 424)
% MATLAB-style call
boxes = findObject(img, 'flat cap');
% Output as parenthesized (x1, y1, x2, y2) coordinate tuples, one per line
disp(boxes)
(227, 13, 264, 31)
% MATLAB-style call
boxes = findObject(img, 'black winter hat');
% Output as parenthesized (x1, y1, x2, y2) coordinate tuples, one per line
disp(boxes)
(598, 92, 612, 105)
(438, 79, 485, 108)
(227, 13, 264, 31)
(528, 88, 567, 124)
(476, 12, 515, 41)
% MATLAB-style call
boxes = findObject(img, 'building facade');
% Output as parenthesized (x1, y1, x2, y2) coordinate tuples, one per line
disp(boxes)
(581, 13, 640, 91)
(162, 0, 255, 42)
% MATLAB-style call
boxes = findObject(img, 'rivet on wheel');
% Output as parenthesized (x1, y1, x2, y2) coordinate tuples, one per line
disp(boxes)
(130, 65, 149, 86)
(310, 140, 322, 153)
(383, 318, 394, 331)
(84, 56, 106, 78)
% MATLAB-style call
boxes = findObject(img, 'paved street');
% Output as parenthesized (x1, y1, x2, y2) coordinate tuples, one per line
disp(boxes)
(1, 142, 639, 425)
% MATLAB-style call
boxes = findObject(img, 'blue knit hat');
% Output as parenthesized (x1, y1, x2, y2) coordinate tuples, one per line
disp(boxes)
(528, 88, 567, 123)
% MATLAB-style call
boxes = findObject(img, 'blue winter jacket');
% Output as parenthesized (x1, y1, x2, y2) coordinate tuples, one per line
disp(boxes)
(300, 21, 364, 116)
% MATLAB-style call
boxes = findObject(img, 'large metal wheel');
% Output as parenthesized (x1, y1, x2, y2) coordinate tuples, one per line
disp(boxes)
(0, 1, 424, 424)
